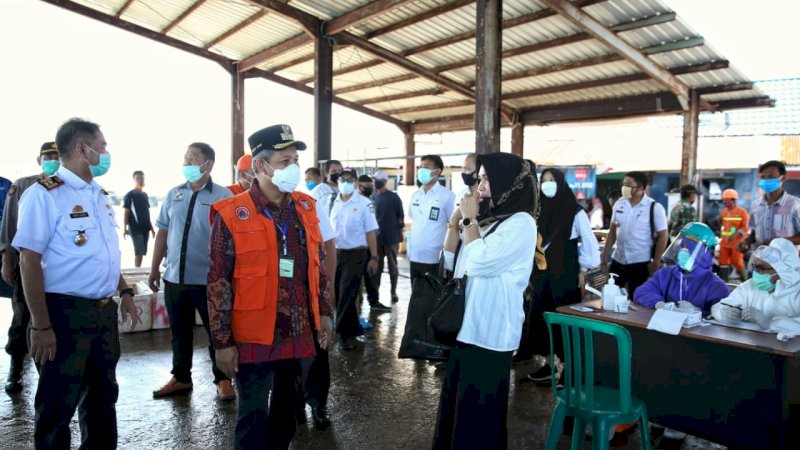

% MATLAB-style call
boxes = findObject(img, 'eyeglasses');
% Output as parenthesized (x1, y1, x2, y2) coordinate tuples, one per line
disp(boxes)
(621, 183, 640, 188)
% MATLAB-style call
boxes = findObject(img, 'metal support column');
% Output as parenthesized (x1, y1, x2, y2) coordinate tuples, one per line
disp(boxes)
(681, 89, 700, 186)
(474, 0, 502, 154)
(405, 132, 415, 186)
(230, 63, 245, 178)
(511, 120, 524, 156)
(314, 36, 333, 165)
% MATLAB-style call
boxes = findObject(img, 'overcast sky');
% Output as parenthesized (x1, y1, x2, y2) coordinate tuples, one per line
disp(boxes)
(0, 0, 797, 195)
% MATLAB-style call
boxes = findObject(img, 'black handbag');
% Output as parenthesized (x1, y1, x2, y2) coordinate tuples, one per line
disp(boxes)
(426, 218, 507, 346)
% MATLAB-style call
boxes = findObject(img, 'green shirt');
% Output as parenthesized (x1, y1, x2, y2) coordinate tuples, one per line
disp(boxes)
(669, 200, 697, 237)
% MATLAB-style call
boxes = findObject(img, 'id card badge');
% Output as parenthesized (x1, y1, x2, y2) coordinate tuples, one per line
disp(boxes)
(279, 256, 294, 278)
(429, 206, 440, 221)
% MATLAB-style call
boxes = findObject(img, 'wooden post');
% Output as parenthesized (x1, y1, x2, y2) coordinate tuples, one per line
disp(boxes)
(511, 121, 524, 156)
(405, 132, 415, 186)
(314, 36, 333, 165)
(680, 90, 700, 186)
(231, 63, 245, 179)
(475, 0, 502, 154)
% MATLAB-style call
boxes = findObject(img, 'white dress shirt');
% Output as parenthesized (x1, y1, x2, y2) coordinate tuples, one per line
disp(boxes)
(311, 182, 338, 216)
(570, 210, 601, 270)
(408, 182, 455, 264)
(443, 212, 537, 352)
(12, 167, 120, 299)
(611, 196, 667, 265)
(330, 193, 379, 250)
(316, 203, 336, 242)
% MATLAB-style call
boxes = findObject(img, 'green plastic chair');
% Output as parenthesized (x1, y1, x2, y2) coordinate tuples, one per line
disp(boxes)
(543, 312, 651, 450)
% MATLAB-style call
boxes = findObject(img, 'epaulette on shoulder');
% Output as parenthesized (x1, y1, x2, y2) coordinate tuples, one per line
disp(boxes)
(37, 176, 64, 191)
(100, 188, 109, 196)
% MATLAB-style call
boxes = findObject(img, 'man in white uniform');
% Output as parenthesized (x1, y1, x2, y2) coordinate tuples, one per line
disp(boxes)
(310, 159, 342, 216)
(13, 118, 140, 448)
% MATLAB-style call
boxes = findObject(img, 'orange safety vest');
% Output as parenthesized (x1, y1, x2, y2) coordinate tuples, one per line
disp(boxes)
(211, 191, 323, 345)
(719, 206, 749, 248)
(227, 183, 246, 195)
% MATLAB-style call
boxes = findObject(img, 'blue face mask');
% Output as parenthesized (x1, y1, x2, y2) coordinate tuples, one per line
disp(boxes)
(759, 178, 781, 194)
(752, 271, 776, 292)
(418, 167, 435, 185)
(677, 249, 693, 271)
(84, 146, 111, 177)
(306, 181, 318, 191)
(183, 161, 207, 184)
(42, 160, 61, 176)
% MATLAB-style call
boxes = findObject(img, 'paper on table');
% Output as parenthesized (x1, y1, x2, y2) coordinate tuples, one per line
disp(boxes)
(706, 319, 774, 334)
(647, 309, 688, 335)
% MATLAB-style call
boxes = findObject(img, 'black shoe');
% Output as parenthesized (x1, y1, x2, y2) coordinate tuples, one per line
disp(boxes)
(390, 291, 399, 303)
(311, 406, 331, 430)
(523, 364, 557, 385)
(369, 301, 392, 312)
(5, 362, 23, 394)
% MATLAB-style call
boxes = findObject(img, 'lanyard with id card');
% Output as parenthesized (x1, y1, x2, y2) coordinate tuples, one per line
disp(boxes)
(263, 207, 294, 278)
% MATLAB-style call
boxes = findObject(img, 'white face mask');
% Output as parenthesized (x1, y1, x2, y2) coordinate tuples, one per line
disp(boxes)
(338, 180, 356, 196)
(621, 185, 633, 200)
(266, 162, 301, 193)
(541, 181, 557, 198)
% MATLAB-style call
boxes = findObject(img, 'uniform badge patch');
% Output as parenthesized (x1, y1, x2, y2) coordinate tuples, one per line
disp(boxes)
(37, 176, 64, 190)
(7, 185, 17, 197)
(299, 198, 312, 210)
(70, 205, 89, 219)
(235, 206, 251, 220)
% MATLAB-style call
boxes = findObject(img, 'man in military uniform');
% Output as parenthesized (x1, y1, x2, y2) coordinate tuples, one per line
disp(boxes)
(207, 124, 334, 448)
(0, 141, 61, 394)
(12, 118, 140, 448)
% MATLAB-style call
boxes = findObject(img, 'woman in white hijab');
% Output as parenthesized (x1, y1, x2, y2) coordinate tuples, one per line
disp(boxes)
(711, 238, 800, 340)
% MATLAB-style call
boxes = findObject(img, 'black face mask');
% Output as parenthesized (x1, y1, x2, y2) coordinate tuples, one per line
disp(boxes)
(374, 180, 386, 190)
(329, 171, 340, 183)
(360, 187, 374, 197)
(462, 171, 477, 186)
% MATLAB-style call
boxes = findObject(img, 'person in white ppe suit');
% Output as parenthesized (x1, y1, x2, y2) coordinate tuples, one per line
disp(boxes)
(711, 238, 800, 341)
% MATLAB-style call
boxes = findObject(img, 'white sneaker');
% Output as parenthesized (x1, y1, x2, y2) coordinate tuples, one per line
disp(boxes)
(663, 428, 687, 440)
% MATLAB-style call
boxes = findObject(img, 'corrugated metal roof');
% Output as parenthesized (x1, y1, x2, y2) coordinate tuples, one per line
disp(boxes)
(48, 0, 771, 131)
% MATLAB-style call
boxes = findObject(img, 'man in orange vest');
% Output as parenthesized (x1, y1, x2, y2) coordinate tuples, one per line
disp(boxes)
(719, 188, 750, 281)
(227, 154, 253, 195)
(207, 124, 334, 449)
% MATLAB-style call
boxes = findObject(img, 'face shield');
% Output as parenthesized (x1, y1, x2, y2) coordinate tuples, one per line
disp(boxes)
(662, 235, 709, 272)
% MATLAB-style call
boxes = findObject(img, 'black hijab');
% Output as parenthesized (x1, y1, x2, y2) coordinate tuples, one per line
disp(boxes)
(475, 153, 539, 225)
(538, 168, 583, 274)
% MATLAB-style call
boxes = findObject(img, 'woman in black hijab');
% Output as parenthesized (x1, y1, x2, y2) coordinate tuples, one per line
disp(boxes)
(435, 153, 538, 450)
(521, 168, 600, 384)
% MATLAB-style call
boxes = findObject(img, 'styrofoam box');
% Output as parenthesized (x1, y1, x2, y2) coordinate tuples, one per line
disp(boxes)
(151, 290, 170, 330)
(114, 293, 153, 333)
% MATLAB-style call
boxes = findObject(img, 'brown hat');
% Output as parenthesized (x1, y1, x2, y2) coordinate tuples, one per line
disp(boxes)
(40, 141, 58, 156)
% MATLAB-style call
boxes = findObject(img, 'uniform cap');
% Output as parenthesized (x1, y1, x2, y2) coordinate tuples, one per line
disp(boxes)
(40, 141, 58, 156)
(236, 154, 252, 172)
(722, 189, 739, 200)
(248, 124, 307, 156)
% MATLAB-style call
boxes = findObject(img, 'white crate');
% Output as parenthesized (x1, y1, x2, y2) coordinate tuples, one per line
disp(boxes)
(151, 290, 170, 330)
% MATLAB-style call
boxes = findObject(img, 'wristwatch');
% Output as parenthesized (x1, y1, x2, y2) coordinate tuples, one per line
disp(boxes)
(370, 255, 380, 262)
(461, 217, 477, 228)
(119, 287, 135, 298)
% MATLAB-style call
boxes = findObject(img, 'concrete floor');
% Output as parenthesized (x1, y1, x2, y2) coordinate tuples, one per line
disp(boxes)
(0, 258, 724, 450)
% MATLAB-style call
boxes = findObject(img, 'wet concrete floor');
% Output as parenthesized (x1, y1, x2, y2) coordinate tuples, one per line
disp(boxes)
(0, 258, 724, 450)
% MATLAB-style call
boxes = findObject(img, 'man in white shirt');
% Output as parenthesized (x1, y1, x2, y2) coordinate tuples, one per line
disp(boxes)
(329, 168, 380, 349)
(407, 155, 456, 295)
(601, 171, 668, 299)
(310, 159, 342, 216)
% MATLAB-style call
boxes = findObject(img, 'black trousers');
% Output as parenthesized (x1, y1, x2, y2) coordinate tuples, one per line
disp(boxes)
(5, 269, 30, 365)
(433, 344, 513, 450)
(34, 294, 120, 450)
(235, 359, 303, 450)
(163, 281, 227, 384)
(525, 273, 580, 361)
(609, 260, 651, 300)
(304, 329, 329, 407)
(335, 249, 367, 339)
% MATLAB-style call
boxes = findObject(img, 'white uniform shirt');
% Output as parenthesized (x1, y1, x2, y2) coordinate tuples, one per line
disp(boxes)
(570, 210, 601, 270)
(442, 213, 536, 352)
(12, 167, 120, 299)
(330, 193, 379, 250)
(316, 203, 336, 242)
(311, 182, 338, 216)
(407, 183, 455, 264)
(610, 196, 667, 265)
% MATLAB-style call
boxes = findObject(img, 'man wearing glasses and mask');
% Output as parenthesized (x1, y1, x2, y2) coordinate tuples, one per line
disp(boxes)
(601, 171, 668, 299)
